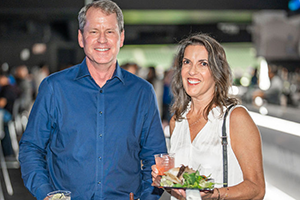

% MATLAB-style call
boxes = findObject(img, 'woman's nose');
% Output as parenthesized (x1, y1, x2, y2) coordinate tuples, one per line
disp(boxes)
(188, 65, 197, 75)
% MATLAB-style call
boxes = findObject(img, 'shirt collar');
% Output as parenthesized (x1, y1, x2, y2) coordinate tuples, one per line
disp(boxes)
(75, 58, 125, 85)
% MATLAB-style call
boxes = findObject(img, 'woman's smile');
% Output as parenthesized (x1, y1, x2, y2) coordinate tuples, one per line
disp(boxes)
(187, 78, 201, 85)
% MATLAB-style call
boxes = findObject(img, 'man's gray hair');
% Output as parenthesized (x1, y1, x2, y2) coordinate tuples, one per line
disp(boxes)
(78, 0, 124, 33)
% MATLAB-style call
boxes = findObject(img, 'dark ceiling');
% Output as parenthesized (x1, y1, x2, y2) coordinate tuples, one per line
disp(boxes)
(1, 0, 290, 11)
(0, 0, 293, 44)
(115, 0, 289, 10)
(0, 0, 299, 71)
(0, 0, 292, 21)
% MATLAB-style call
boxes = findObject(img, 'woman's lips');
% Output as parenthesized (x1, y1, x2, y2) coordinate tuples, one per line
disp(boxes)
(187, 78, 201, 85)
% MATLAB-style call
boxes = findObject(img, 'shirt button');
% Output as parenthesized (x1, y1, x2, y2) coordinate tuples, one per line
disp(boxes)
(99, 111, 103, 114)
(100, 90, 103, 93)
(98, 181, 101, 184)
(99, 157, 102, 160)
(99, 134, 103, 137)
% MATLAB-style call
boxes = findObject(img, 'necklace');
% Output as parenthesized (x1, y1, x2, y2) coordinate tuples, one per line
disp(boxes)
(189, 117, 201, 127)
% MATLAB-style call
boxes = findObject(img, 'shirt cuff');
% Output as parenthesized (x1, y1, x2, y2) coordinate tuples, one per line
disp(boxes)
(35, 183, 54, 200)
(140, 183, 162, 200)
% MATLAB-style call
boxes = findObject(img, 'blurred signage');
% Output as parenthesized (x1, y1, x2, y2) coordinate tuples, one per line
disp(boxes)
(252, 10, 300, 60)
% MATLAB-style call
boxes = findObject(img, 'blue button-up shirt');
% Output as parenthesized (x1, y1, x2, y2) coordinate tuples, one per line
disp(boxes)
(19, 59, 167, 200)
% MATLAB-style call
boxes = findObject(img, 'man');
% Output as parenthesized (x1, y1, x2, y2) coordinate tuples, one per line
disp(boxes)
(14, 64, 34, 113)
(18, 1, 167, 200)
(120, 62, 139, 75)
(0, 73, 20, 157)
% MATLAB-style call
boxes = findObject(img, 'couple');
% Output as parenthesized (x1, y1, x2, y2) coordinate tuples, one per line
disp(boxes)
(18, 0, 265, 200)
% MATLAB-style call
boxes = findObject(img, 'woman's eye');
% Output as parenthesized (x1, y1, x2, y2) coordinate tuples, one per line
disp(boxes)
(200, 61, 209, 67)
(183, 60, 190, 65)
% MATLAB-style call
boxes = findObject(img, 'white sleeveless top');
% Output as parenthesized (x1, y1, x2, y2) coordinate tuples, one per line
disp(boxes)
(169, 103, 244, 189)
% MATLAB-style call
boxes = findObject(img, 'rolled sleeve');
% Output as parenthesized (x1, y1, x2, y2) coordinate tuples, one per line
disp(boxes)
(36, 183, 54, 200)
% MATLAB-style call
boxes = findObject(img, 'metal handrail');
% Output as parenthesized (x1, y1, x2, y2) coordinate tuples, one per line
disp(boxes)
(0, 110, 14, 199)
(0, 180, 4, 200)
(0, 142, 13, 196)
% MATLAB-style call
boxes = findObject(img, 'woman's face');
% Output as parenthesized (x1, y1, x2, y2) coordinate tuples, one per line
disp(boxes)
(181, 45, 215, 100)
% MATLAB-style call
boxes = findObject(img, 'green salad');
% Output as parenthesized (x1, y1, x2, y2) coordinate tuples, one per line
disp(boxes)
(160, 168, 214, 190)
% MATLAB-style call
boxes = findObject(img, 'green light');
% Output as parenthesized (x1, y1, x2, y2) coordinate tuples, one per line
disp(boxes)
(123, 10, 253, 25)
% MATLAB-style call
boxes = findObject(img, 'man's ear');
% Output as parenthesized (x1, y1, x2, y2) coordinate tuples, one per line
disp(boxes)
(78, 30, 84, 48)
(120, 30, 125, 48)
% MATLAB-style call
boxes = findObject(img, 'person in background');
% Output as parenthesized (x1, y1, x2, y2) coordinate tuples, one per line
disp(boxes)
(31, 62, 50, 98)
(152, 33, 265, 199)
(161, 69, 174, 126)
(0, 62, 16, 86)
(253, 64, 283, 105)
(0, 73, 20, 157)
(242, 67, 259, 104)
(120, 62, 139, 75)
(250, 67, 258, 87)
(18, 1, 167, 200)
(14, 65, 34, 114)
(146, 66, 157, 86)
(0, 74, 20, 116)
(146, 65, 164, 116)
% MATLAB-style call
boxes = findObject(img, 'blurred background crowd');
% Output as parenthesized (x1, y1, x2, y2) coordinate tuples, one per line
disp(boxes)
(0, 0, 300, 199)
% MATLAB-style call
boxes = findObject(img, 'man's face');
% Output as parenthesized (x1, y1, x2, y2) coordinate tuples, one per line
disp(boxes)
(78, 7, 124, 68)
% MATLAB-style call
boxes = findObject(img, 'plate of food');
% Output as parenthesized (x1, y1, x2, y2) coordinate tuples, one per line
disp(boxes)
(157, 165, 215, 191)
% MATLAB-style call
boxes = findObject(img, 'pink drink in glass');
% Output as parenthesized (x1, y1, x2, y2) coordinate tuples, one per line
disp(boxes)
(154, 153, 175, 176)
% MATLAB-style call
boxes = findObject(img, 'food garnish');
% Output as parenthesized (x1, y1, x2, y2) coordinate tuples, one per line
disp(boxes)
(159, 165, 214, 190)
(51, 193, 67, 200)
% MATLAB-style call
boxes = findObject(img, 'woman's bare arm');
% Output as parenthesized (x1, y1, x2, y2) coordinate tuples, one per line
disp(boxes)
(220, 107, 265, 200)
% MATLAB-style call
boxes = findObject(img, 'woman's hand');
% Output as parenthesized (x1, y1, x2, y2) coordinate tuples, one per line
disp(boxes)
(151, 165, 185, 199)
(171, 190, 214, 200)
(151, 165, 161, 186)
(200, 190, 214, 199)
(171, 189, 186, 200)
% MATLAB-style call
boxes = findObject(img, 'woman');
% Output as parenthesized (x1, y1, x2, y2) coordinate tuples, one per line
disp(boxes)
(152, 33, 265, 199)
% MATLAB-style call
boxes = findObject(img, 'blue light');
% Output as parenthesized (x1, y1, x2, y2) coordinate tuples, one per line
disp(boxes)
(289, 0, 300, 11)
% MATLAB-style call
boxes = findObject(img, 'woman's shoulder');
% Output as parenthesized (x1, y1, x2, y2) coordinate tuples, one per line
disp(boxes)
(229, 105, 249, 120)
(228, 105, 258, 134)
